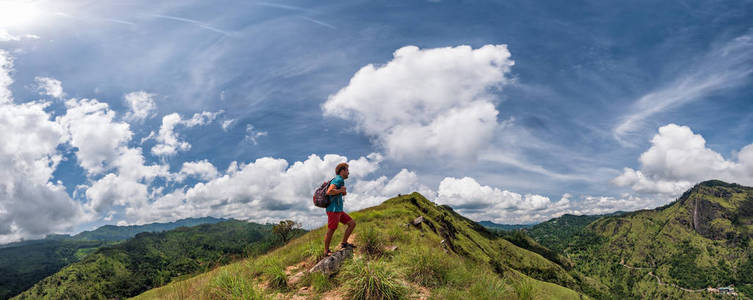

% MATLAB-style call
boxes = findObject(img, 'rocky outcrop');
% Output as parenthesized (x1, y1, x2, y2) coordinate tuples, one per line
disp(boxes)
(308, 245, 355, 275)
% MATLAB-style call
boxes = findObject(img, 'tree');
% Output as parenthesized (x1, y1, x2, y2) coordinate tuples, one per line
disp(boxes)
(273, 220, 302, 243)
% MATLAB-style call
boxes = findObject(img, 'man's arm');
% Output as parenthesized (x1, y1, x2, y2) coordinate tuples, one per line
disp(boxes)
(326, 184, 346, 196)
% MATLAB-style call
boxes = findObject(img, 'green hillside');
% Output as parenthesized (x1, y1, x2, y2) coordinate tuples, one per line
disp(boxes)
(525, 213, 620, 253)
(0, 217, 226, 300)
(563, 180, 753, 299)
(133, 193, 598, 300)
(13, 220, 293, 300)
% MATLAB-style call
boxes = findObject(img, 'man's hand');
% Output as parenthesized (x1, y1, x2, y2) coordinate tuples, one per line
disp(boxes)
(340, 187, 347, 195)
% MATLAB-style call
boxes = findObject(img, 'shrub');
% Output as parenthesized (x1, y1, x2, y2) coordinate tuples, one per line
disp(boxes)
(208, 269, 265, 300)
(358, 226, 386, 258)
(342, 258, 406, 300)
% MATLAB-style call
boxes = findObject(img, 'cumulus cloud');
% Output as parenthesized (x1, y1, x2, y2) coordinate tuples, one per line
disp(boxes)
(34, 76, 65, 99)
(0, 51, 84, 243)
(55, 97, 168, 216)
(614, 124, 753, 195)
(58, 99, 133, 174)
(123, 91, 156, 122)
(128, 153, 394, 228)
(176, 160, 219, 182)
(436, 177, 554, 223)
(149, 111, 221, 156)
(323, 45, 514, 162)
(435, 177, 661, 224)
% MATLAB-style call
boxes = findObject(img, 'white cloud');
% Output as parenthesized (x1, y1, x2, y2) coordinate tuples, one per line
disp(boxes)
(57, 98, 168, 217)
(128, 153, 391, 228)
(58, 99, 133, 174)
(323, 44, 514, 162)
(435, 176, 661, 224)
(34, 76, 65, 99)
(614, 124, 753, 195)
(176, 160, 219, 182)
(0, 50, 12, 102)
(221, 119, 236, 131)
(244, 124, 267, 145)
(0, 29, 40, 42)
(614, 33, 753, 144)
(149, 111, 221, 156)
(0, 51, 85, 242)
(123, 91, 156, 122)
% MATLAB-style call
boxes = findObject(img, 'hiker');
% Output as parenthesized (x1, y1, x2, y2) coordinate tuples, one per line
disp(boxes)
(323, 162, 356, 256)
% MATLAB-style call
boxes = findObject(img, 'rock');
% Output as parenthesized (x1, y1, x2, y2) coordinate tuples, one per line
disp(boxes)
(309, 247, 354, 275)
(412, 216, 424, 226)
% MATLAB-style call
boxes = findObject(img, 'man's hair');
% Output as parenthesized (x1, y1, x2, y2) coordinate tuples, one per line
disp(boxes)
(335, 162, 349, 175)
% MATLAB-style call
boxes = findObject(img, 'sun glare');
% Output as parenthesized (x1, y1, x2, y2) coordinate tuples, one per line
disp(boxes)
(0, 1, 40, 28)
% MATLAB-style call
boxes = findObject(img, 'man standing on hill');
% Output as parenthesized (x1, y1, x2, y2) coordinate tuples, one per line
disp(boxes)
(324, 162, 356, 256)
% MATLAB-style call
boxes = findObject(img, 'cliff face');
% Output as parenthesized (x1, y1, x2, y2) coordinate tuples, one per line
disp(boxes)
(679, 181, 753, 241)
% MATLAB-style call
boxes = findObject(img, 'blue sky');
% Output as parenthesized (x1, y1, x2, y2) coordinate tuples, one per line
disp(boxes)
(1, 0, 752, 243)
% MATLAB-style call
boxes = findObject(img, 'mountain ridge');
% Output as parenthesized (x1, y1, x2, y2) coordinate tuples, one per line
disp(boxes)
(566, 180, 753, 298)
(133, 192, 598, 299)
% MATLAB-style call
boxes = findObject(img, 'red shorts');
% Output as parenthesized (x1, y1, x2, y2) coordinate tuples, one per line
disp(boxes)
(326, 212, 352, 230)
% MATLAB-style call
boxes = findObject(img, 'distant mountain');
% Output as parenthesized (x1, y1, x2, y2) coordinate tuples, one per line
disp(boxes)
(478, 220, 535, 230)
(562, 180, 753, 298)
(70, 216, 227, 242)
(0, 217, 226, 300)
(14, 220, 293, 300)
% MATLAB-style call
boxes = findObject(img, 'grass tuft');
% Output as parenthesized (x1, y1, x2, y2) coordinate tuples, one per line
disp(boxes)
(310, 271, 332, 292)
(263, 263, 287, 291)
(342, 258, 406, 300)
(387, 224, 407, 243)
(513, 277, 534, 300)
(399, 246, 451, 287)
(208, 269, 265, 300)
(357, 226, 386, 258)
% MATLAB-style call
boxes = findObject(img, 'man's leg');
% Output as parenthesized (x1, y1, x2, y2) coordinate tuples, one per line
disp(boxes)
(341, 219, 356, 245)
(324, 228, 336, 255)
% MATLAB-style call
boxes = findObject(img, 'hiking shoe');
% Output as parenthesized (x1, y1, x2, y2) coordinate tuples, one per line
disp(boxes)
(323, 249, 333, 257)
(340, 242, 357, 249)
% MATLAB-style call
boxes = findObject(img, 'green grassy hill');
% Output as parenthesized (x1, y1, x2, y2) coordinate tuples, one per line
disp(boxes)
(133, 193, 599, 300)
(0, 217, 227, 300)
(13, 220, 292, 300)
(563, 180, 753, 299)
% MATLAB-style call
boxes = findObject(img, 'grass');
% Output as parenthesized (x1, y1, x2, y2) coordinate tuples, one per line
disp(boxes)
(387, 224, 408, 243)
(342, 258, 407, 300)
(513, 277, 535, 300)
(208, 269, 266, 300)
(399, 245, 452, 287)
(132, 193, 588, 300)
(309, 271, 332, 293)
(358, 226, 386, 258)
(262, 263, 287, 291)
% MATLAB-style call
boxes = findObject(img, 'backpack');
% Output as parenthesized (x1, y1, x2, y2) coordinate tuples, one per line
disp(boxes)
(313, 178, 334, 208)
